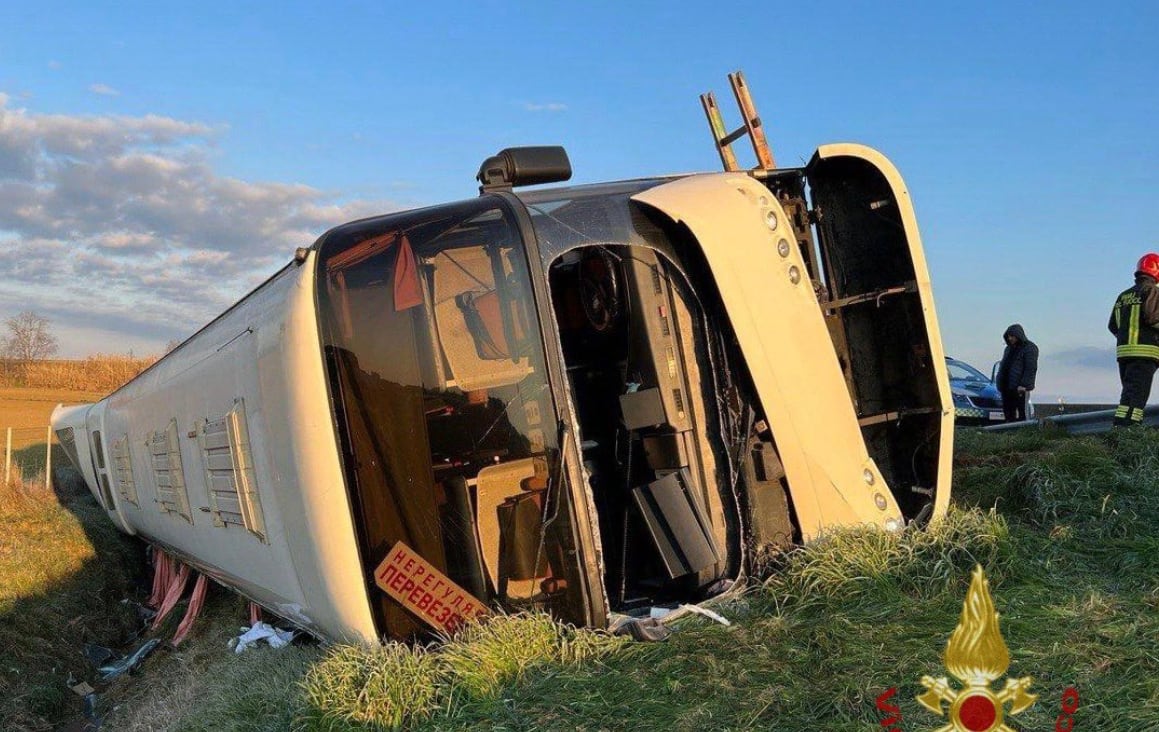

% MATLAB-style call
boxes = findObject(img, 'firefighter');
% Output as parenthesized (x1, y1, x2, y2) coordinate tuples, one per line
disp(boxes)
(1108, 253, 1159, 426)
(995, 324, 1038, 422)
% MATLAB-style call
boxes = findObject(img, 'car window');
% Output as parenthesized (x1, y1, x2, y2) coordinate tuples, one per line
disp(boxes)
(946, 360, 988, 382)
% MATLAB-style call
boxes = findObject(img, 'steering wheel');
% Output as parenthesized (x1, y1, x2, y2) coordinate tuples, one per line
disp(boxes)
(577, 248, 621, 332)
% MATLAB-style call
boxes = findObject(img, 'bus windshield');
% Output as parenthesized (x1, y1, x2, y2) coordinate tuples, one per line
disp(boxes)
(315, 196, 586, 639)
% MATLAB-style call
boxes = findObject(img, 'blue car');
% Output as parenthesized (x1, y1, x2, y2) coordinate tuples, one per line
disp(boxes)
(946, 356, 1019, 425)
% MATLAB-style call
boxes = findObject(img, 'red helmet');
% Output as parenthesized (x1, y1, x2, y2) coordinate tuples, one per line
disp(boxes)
(1138, 253, 1159, 280)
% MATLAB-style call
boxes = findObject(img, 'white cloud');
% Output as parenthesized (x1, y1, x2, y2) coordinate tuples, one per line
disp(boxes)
(89, 83, 120, 96)
(0, 95, 399, 356)
(48, 61, 63, 70)
(523, 102, 568, 112)
(1050, 346, 1117, 371)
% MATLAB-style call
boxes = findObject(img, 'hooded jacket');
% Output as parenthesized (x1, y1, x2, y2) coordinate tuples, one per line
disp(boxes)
(995, 324, 1038, 392)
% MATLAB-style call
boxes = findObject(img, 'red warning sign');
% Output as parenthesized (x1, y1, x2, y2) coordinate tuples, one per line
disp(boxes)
(374, 541, 489, 633)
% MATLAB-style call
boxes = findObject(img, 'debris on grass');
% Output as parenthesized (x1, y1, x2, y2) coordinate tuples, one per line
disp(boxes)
(97, 638, 162, 681)
(229, 621, 296, 654)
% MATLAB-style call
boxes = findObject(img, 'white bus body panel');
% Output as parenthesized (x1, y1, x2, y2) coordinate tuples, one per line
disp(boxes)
(52, 254, 377, 642)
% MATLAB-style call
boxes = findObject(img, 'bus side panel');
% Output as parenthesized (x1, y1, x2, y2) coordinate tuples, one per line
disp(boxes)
(86, 260, 375, 642)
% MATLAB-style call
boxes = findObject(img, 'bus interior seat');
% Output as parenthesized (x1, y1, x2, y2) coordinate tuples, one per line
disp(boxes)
(474, 458, 549, 599)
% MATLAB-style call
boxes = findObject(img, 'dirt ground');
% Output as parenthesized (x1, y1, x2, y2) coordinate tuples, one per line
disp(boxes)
(0, 387, 104, 448)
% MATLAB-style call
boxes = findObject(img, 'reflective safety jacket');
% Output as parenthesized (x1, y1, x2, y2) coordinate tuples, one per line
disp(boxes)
(1109, 274, 1159, 360)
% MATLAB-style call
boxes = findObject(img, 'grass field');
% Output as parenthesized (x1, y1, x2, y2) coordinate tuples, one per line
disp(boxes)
(1, 386, 105, 493)
(1, 359, 148, 477)
(0, 468, 144, 731)
(0, 355, 155, 394)
(3, 425, 1158, 730)
(1, 387, 105, 437)
(0, 385, 140, 730)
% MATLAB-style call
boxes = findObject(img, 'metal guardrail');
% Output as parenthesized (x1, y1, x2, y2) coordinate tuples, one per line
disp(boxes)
(980, 404, 1159, 435)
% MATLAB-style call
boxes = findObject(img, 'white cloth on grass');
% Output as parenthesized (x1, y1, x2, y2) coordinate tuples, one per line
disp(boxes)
(228, 621, 296, 653)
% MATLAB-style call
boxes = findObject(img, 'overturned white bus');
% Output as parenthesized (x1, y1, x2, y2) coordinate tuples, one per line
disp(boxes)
(52, 132, 952, 642)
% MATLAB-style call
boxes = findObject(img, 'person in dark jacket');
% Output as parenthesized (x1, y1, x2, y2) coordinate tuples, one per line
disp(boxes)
(995, 324, 1038, 422)
(1108, 253, 1159, 426)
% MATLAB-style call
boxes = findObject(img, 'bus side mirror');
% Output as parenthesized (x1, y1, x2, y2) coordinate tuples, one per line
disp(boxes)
(478, 146, 571, 191)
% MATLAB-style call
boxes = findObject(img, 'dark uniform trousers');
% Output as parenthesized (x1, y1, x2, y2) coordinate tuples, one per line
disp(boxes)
(1001, 390, 1027, 422)
(1115, 358, 1159, 426)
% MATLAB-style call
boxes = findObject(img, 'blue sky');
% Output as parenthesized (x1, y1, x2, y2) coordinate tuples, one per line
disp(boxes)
(1, 1, 1156, 401)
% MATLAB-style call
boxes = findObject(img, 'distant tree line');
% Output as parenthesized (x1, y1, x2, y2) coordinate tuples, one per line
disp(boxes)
(0, 312, 163, 391)
(1, 310, 183, 365)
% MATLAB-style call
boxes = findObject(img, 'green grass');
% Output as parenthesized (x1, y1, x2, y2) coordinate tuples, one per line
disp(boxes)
(167, 428, 1159, 731)
(297, 615, 626, 731)
(0, 467, 144, 731)
(7, 428, 1159, 730)
(106, 597, 324, 732)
